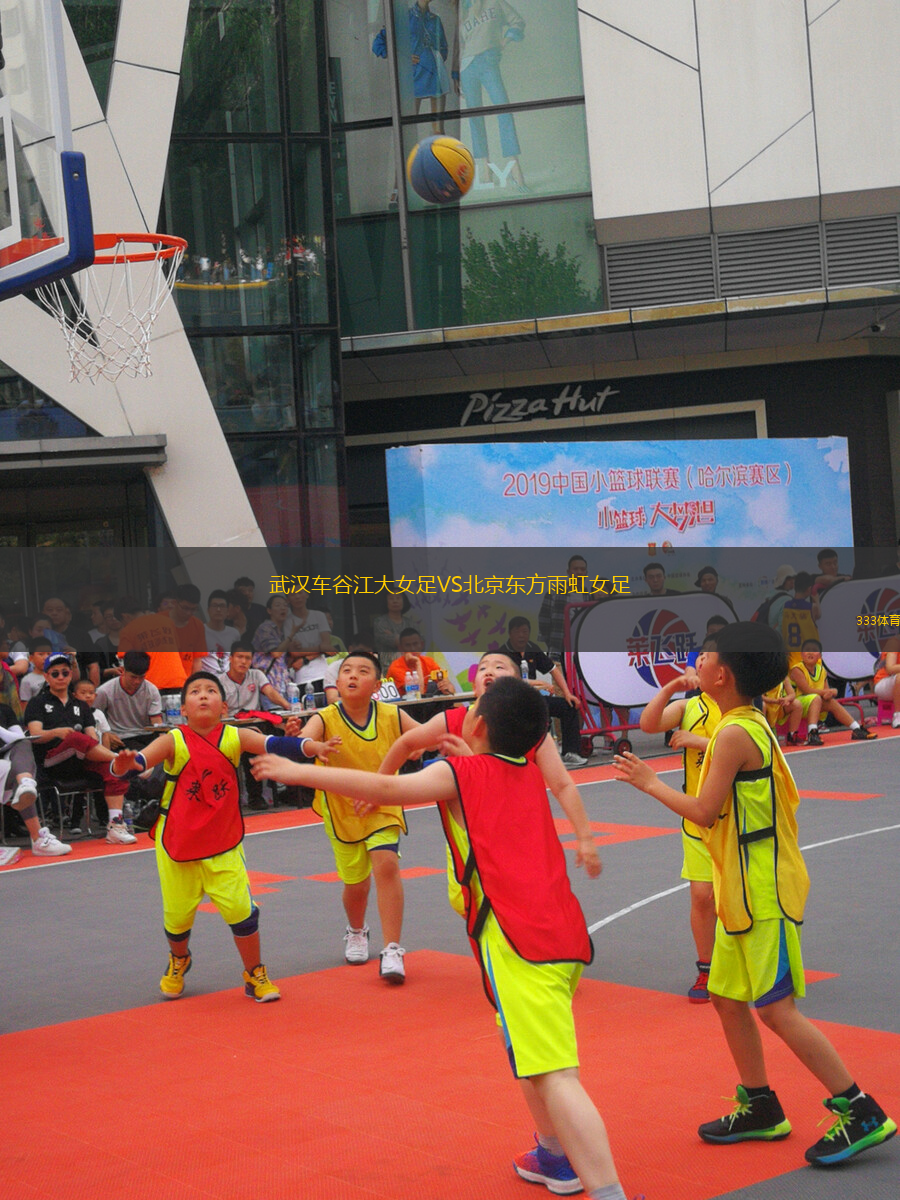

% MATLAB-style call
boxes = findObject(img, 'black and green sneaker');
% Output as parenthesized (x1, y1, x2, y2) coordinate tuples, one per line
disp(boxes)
(805, 1093, 897, 1166)
(699, 1085, 792, 1143)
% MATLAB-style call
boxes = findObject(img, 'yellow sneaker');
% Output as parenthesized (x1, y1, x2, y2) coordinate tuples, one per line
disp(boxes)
(160, 952, 192, 999)
(243, 963, 281, 1003)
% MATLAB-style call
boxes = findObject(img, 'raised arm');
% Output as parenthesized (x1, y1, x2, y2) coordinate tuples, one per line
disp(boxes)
(378, 710, 450, 775)
(640, 675, 691, 734)
(252, 753, 458, 809)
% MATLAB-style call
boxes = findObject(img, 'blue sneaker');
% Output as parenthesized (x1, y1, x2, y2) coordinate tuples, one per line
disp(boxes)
(513, 1138, 582, 1194)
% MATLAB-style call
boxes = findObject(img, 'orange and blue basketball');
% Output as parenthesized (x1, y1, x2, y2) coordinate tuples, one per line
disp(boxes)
(406, 136, 475, 205)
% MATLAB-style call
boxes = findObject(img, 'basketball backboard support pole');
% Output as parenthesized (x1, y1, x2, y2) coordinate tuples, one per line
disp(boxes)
(0, 0, 94, 300)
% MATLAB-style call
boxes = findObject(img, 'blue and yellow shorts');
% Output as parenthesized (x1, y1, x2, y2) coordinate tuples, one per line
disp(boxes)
(709, 916, 805, 1008)
(321, 800, 402, 885)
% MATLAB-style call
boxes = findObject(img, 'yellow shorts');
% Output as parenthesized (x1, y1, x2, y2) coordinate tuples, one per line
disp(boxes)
(480, 910, 582, 1079)
(321, 800, 402, 885)
(796, 693, 819, 717)
(708, 917, 805, 1008)
(155, 834, 253, 937)
(681, 829, 713, 882)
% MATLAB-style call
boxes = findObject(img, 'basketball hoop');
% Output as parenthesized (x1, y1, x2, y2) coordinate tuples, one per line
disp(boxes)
(34, 233, 187, 383)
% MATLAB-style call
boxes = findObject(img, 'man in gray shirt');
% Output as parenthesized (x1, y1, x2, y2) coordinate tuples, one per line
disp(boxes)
(93, 651, 163, 745)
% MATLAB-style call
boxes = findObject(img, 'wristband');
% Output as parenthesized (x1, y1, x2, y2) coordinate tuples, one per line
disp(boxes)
(110, 751, 146, 779)
(300, 737, 313, 758)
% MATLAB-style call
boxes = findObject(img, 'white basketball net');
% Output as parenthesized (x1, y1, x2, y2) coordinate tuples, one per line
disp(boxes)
(34, 235, 186, 383)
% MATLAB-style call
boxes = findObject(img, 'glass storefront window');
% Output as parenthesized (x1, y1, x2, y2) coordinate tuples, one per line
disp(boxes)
(0, 366, 94, 441)
(229, 437, 302, 545)
(298, 335, 338, 429)
(290, 145, 330, 324)
(403, 104, 591, 209)
(286, 0, 322, 131)
(190, 335, 296, 434)
(324, 0, 393, 124)
(166, 141, 289, 329)
(304, 436, 343, 546)
(456, 196, 601, 324)
(333, 127, 399, 218)
(391, 0, 459, 125)
(175, 0, 280, 133)
(336, 216, 407, 336)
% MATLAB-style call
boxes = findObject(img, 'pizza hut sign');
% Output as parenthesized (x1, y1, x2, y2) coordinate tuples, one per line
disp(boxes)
(459, 383, 619, 427)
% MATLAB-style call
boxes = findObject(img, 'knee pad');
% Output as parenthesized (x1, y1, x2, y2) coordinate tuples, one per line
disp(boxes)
(230, 905, 259, 938)
(164, 927, 192, 945)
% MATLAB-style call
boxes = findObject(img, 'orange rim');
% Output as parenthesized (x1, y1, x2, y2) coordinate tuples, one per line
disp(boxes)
(92, 232, 187, 265)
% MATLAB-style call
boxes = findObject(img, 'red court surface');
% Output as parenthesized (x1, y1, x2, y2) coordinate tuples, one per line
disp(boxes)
(3, 950, 897, 1200)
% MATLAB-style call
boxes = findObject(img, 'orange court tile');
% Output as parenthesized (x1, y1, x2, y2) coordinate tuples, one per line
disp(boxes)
(3, 950, 896, 1200)
(798, 789, 883, 801)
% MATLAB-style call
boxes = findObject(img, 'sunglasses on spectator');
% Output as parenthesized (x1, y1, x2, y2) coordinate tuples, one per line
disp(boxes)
(48, 668, 71, 677)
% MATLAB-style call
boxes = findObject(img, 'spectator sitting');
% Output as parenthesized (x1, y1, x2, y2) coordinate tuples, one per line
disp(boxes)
(813, 548, 852, 599)
(762, 674, 807, 745)
(24, 653, 136, 844)
(93, 651, 164, 744)
(117, 592, 188, 701)
(169, 584, 207, 678)
(224, 588, 250, 638)
(373, 593, 420, 671)
(219, 641, 289, 811)
(502, 616, 587, 768)
(26, 610, 66, 655)
(4, 612, 32, 679)
(386, 628, 456, 696)
(789, 639, 875, 745)
(1, 701, 71, 856)
(233, 576, 269, 642)
(872, 634, 900, 729)
(641, 562, 682, 597)
(201, 589, 241, 675)
(42, 595, 90, 652)
(285, 587, 334, 695)
(18, 636, 54, 704)
(251, 595, 297, 698)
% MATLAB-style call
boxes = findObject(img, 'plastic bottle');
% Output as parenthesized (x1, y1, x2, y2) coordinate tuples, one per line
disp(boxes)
(165, 695, 181, 725)
(286, 682, 301, 712)
(520, 657, 530, 681)
(123, 801, 135, 836)
(302, 681, 317, 710)
(404, 670, 419, 701)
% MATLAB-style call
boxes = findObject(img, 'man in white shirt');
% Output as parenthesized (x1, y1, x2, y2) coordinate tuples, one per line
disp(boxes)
(93, 651, 164, 745)
(200, 589, 241, 675)
(287, 589, 334, 692)
(218, 642, 289, 810)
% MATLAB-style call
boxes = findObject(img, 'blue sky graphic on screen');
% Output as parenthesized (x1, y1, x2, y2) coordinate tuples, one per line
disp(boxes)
(386, 438, 853, 547)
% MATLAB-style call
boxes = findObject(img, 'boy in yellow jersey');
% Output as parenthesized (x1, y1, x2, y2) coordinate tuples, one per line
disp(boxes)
(761, 675, 809, 745)
(252, 678, 633, 1200)
(790, 639, 875, 746)
(112, 672, 328, 1002)
(265, 651, 422, 982)
(779, 571, 821, 669)
(615, 623, 895, 1168)
(638, 634, 720, 1002)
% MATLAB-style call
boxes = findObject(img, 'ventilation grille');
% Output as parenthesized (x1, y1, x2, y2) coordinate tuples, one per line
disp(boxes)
(825, 216, 900, 287)
(603, 214, 900, 309)
(606, 237, 715, 308)
(718, 225, 823, 296)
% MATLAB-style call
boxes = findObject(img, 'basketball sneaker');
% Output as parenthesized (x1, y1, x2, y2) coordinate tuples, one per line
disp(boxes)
(31, 826, 72, 856)
(805, 728, 823, 746)
(688, 961, 711, 1003)
(699, 1085, 791, 1143)
(851, 725, 875, 740)
(343, 925, 369, 964)
(243, 963, 281, 1002)
(379, 942, 406, 983)
(106, 816, 137, 845)
(160, 951, 192, 999)
(804, 1093, 896, 1166)
(513, 1138, 582, 1195)
(785, 731, 804, 746)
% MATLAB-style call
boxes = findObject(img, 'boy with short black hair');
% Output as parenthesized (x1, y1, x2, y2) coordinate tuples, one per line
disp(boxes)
(252, 676, 627, 1198)
(790, 638, 874, 745)
(18, 636, 53, 704)
(112, 671, 332, 1002)
(616, 622, 895, 1168)
(263, 650, 421, 982)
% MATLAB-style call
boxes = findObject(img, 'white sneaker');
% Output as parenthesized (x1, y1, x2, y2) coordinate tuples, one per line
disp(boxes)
(106, 817, 137, 845)
(12, 777, 38, 805)
(31, 827, 72, 857)
(379, 942, 406, 984)
(343, 925, 369, 964)
(892, 714, 900, 729)
(560, 751, 589, 767)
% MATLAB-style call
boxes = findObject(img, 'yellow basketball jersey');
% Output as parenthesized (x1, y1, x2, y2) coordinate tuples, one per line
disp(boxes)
(681, 692, 721, 841)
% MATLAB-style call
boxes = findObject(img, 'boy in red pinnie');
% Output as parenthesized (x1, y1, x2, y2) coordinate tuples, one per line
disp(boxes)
(113, 671, 335, 1002)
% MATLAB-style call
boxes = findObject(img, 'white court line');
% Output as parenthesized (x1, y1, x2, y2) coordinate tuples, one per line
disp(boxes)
(587, 822, 900, 934)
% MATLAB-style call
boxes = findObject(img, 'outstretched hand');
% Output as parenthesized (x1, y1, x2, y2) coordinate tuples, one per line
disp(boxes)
(251, 753, 301, 785)
(316, 735, 342, 762)
(613, 749, 657, 794)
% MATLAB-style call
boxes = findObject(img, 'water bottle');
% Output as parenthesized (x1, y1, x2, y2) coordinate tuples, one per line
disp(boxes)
(123, 801, 135, 835)
(165, 695, 181, 725)
(520, 656, 530, 681)
(286, 682, 301, 712)
(404, 670, 419, 701)
(302, 682, 317, 711)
